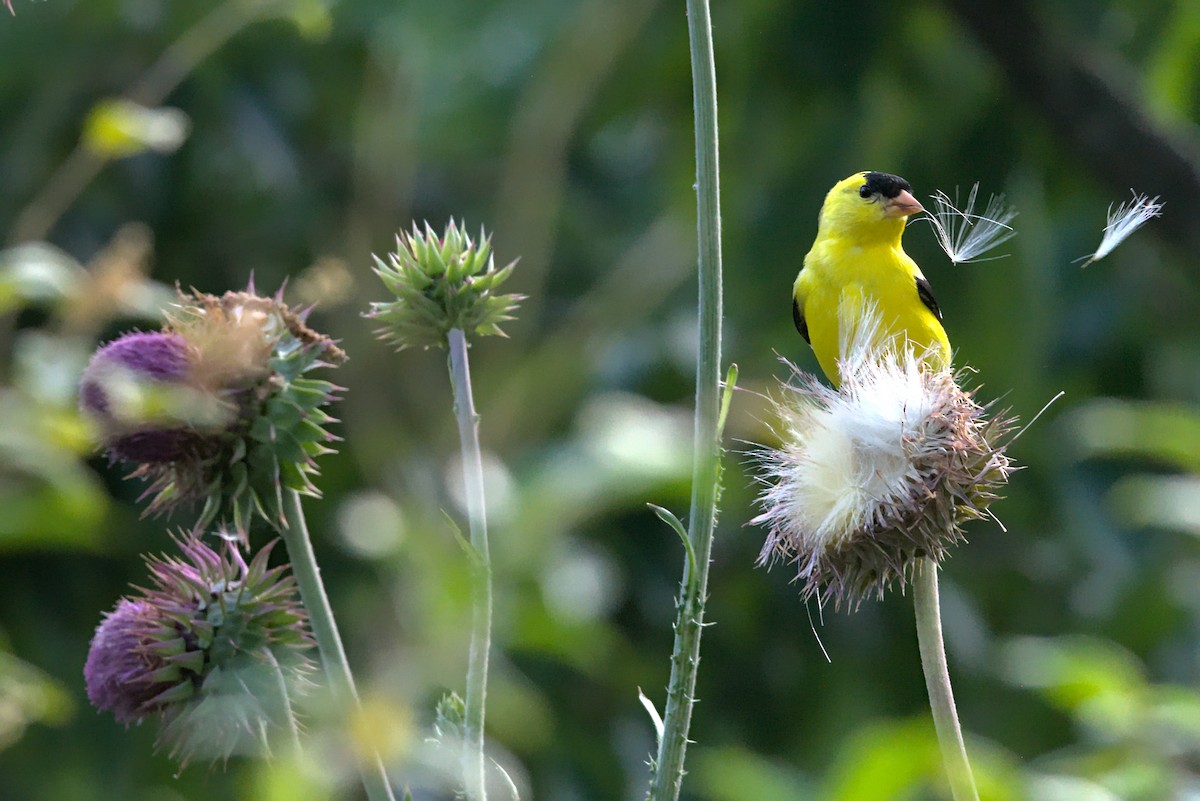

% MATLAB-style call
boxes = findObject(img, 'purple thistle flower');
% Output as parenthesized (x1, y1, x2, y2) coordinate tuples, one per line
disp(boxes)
(78, 286, 346, 532)
(79, 331, 216, 464)
(84, 537, 314, 762)
(87, 331, 192, 385)
(84, 598, 175, 725)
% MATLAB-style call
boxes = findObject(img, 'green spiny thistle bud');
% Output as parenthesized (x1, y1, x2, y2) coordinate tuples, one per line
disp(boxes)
(80, 283, 345, 533)
(366, 220, 523, 350)
(84, 536, 314, 765)
(433, 691, 466, 742)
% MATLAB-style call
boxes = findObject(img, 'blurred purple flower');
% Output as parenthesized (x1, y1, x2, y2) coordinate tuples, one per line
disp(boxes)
(79, 331, 212, 463)
(77, 287, 345, 531)
(83, 537, 314, 762)
(84, 598, 171, 725)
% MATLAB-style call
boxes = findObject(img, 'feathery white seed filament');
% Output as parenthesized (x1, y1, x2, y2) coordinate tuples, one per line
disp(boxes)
(753, 303, 945, 568)
(1079, 191, 1163, 267)
(925, 183, 1017, 264)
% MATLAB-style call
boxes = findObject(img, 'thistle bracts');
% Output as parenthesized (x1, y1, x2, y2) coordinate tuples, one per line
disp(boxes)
(80, 286, 345, 533)
(84, 537, 314, 765)
(751, 306, 1017, 609)
(367, 220, 523, 349)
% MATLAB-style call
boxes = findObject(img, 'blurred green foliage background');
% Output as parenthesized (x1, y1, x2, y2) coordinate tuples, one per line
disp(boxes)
(2, 0, 1200, 799)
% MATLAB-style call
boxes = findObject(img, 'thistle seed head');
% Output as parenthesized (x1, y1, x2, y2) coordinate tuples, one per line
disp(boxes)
(752, 307, 1016, 609)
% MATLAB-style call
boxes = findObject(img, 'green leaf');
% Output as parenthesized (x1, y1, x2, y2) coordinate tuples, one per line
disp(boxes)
(1065, 399, 1200, 473)
(81, 99, 190, 159)
(1000, 636, 1145, 716)
(691, 746, 812, 801)
(648, 503, 697, 582)
(441, 510, 483, 569)
(717, 363, 738, 437)
(282, 0, 332, 40)
(0, 244, 83, 315)
(0, 651, 73, 753)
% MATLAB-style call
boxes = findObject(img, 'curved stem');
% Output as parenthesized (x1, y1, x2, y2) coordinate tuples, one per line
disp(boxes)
(914, 559, 980, 801)
(10, 0, 262, 244)
(448, 327, 493, 801)
(127, 0, 260, 106)
(649, 0, 723, 797)
(279, 488, 396, 801)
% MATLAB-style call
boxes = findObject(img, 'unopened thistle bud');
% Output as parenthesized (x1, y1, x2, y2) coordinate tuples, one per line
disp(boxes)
(79, 285, 345, 531)
(752, 309, 1017, 609)
(366, 220, 523, 349)
(84, 537, 313, 764)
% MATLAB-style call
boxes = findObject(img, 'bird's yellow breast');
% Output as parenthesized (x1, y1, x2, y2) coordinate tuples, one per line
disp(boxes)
(795, 235, 950, 386)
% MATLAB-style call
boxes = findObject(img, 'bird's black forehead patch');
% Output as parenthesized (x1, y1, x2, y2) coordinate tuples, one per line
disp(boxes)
(861, 171, 912, 199)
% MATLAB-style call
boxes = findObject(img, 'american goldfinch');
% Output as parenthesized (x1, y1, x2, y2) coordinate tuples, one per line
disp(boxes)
(793, 171, 951, 386)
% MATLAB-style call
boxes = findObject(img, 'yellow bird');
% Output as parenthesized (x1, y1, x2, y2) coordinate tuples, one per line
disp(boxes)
(793, 171, 951, 386)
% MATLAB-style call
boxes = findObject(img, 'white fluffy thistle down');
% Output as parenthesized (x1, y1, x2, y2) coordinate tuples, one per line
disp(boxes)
(751, 305, 1016, 608)
(1079, 191, 1163, 267)
(926, 183, 1017, 264)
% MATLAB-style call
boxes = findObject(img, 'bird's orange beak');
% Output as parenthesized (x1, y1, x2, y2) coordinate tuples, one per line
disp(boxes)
(884, 190, 924, 218)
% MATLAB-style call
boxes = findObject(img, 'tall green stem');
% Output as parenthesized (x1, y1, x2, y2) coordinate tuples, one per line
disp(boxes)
(279, 488, 396, 801)
(448, 327, 493, 801)
(914, 559, 980, 801)
(649, 0, 723, 798)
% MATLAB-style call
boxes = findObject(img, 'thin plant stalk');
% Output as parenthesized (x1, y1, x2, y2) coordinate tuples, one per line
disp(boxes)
(448, 327, 493, 801)
(649, 0, 723, 797)
(279, 488, 396, 801)
(4, 0, 268, 385)
(914, 558, 980, 801)
(10, 0, 264, 244)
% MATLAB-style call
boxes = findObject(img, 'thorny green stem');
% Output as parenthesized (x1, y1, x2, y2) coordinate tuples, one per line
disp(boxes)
(448, 327, 493, 801)
(279, 488, 396, 801)
(914, 559, 981, 801)
(649, 0, 723, 797)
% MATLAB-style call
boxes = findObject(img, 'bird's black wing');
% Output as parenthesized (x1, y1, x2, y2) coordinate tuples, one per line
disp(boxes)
(792, 297, 810, 343)
(916, 276, 943, 320)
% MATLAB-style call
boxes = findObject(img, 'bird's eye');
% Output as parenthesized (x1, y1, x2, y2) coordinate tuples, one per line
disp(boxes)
(859, 184, 873, 199)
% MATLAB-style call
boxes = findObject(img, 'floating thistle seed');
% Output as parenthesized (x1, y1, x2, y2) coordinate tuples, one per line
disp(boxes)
(751, 308, 1017, 609)
(925, 183, 1017, 264)
(79, 285, 346, 532)
(366, 220, 524, 350)
(1078, 191, 1163, 267)
(84, 537, 314, 764)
